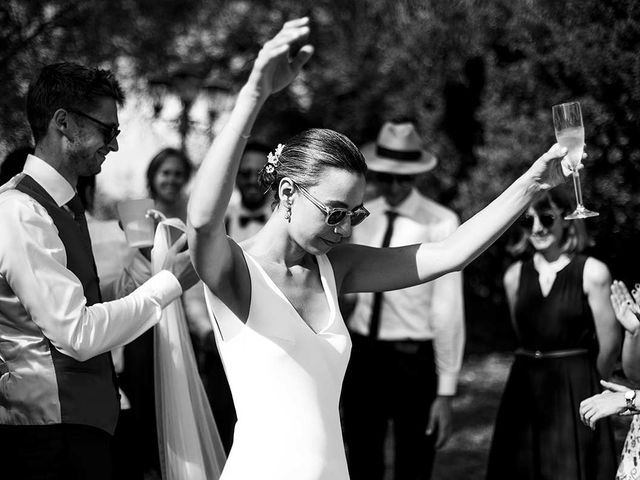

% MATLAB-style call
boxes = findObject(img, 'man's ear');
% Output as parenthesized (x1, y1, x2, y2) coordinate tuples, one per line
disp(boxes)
(51, 108, 72, 139)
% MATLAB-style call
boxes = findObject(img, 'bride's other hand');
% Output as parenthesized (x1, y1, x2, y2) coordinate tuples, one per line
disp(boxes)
(246, 17, 314, 100)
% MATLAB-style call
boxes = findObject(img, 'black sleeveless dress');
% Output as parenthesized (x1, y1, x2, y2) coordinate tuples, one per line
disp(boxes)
(486, 255, 617, 480)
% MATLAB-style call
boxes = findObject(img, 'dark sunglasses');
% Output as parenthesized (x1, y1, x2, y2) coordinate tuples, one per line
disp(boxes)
(295, 183, 370, 227)
(67, 108, 120, 144)
(519, 212, 557, 230)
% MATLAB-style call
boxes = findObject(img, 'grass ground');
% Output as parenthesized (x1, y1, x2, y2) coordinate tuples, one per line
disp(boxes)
(384, 353, 632, 479)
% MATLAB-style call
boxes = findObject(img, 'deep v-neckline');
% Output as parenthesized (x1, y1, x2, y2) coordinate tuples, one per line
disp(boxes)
(246, 253, 336, 335)
(532, 256, 573, 299)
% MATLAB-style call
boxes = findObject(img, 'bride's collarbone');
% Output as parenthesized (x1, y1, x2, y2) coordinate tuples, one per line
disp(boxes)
(261, 261, 329, 328)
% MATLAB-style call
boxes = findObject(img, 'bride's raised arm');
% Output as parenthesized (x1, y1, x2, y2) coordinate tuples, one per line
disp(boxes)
(187, 18, 313, 297)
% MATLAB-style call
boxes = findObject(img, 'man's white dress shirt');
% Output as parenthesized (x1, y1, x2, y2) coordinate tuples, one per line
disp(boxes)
(348, 188, 465, 395)
(0, 154, 183, 362)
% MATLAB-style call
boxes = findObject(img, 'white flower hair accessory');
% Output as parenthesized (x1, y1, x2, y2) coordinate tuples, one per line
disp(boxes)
(267, 143, 284, 166)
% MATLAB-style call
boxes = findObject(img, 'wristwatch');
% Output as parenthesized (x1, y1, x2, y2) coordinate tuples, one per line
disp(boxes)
(625, 390, 637, 411)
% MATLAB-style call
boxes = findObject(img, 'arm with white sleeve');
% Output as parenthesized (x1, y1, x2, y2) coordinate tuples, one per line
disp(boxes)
(0, 193, 189, 362)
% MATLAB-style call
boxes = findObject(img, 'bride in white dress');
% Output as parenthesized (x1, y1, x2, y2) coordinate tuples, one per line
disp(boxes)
(186, 17, 572, 480)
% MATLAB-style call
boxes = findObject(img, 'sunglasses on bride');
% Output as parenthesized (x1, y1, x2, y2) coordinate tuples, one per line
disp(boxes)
(294, 183, 370, 227)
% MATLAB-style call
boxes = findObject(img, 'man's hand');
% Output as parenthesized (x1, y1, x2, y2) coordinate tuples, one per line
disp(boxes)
(162, 233, 199, 291)
(426, 395, 453, 449)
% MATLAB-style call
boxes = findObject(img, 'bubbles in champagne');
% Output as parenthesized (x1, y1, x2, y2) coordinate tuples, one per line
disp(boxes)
(556, 127, 584, 168)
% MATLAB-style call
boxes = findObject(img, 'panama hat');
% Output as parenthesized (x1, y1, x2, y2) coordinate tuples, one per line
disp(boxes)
(361, 121, 437, 175)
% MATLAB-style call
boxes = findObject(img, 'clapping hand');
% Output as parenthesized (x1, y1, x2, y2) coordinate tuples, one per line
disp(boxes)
(247, 17, 314, 99)
(610, 280, 640, 333)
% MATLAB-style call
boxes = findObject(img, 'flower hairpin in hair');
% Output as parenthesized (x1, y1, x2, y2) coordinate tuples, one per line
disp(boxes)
(264, 143, 285, 174)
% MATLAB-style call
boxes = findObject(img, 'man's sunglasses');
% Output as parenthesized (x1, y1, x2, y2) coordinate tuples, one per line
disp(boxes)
(294, 183, 370, 227)
(67, 108, 120, 144)
(519, 212, 557, 230)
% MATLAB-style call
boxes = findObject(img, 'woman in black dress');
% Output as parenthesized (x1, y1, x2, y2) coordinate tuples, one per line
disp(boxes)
(486, 187, 621, 480)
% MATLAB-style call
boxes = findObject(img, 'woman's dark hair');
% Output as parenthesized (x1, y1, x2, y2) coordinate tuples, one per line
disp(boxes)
(507, 185, 592, 257)
(257, 128, 367, 205)
(27, 62, 124, 143)
(146, 147, 193, 199)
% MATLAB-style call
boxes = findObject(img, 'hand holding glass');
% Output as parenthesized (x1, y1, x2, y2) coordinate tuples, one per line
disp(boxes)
(552, 101, 598, 219)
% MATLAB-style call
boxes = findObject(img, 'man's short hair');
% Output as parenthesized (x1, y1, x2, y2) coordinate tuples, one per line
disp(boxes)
(27, 62, 125, 143)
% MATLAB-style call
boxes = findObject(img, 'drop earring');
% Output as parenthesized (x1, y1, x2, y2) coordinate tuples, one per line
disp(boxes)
(284, 198, 292, 222)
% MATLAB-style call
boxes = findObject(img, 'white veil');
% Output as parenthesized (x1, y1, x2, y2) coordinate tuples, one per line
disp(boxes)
(151, 218, 226, 480)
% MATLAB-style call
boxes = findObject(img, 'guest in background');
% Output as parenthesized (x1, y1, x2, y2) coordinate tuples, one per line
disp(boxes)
(579, 281, 640, 479)
(0, 146, 33, 185)
(487, 186, 621, 480)
(112, 147, 207, 479)
(225, 141, 274, 242)
(342, 120, 465, 480)
(146, 147, 192, 221)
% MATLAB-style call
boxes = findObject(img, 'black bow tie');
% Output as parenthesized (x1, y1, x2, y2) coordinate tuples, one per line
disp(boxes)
(239, 213, 266, 227)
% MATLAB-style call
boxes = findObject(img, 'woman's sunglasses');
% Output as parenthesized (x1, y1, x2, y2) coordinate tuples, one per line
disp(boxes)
(519, 212, 557, 230)
(294, 183, 370, 227)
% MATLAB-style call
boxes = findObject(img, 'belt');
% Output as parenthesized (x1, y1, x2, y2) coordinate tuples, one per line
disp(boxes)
(351, 333, 432, 355)
(515, 348, 589, 359)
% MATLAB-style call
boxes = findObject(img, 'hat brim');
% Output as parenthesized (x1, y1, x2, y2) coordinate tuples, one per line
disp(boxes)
(361, 142, 437, 175)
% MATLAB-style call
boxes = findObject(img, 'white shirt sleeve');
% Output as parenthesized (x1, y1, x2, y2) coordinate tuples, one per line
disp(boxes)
(0, 193, 182, 362)
(430, 215, 466, 396)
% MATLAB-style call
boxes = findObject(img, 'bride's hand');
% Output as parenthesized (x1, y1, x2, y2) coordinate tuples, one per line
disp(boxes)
(611, 280, 640, 333)
(246, 17, 314, 99)
(525, 143, 574, 192)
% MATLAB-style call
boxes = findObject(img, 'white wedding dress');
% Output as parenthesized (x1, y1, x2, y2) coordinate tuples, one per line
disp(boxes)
(204, 251, 352, 480)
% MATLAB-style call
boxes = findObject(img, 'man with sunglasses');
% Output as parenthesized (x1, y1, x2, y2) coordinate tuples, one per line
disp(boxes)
(342, 120, 465, 480)
(0, 62, 198, 479)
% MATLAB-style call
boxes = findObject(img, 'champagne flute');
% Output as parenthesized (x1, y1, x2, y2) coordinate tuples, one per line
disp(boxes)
(552, 101, 598, 220)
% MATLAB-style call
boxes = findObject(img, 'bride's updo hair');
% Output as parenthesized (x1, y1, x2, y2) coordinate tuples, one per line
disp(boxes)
(258, 128, 367, 205)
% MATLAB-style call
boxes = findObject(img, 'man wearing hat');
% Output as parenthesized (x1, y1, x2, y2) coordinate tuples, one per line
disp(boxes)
(342, 120, 465, 480)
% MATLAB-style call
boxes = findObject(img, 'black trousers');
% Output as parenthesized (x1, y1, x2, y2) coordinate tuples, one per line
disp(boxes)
(0, 423, 113, 480)
(342, 333, 438, 480)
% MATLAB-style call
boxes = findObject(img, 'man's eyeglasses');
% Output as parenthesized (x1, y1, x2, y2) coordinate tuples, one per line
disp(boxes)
(67, 108, 120, 144)
(294, 183, 370, 227)
(519, 212, 557, 231)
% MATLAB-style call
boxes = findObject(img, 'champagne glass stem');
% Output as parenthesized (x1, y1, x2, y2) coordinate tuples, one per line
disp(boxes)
(571, 169, 585, 208)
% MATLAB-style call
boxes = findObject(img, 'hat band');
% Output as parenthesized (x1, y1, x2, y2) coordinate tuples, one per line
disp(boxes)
(376, 145, 422, 161)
